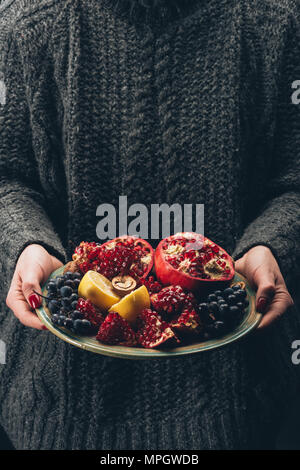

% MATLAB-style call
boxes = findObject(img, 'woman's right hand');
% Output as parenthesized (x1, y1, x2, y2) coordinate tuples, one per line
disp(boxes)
(6, 244, 63, 329)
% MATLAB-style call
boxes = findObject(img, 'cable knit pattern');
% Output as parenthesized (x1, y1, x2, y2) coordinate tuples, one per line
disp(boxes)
(0, 0, 300, 450)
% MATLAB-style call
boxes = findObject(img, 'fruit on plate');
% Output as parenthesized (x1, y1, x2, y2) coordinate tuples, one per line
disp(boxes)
(43, 235, 249, 349)
(72, 236, 154, 280)
(151, 285, 196, 315)
(140, 275, 163, 295)
(78, 271, 121, 310)
(44, 270, 249, 347)
(197, 284, 248, 337)
(171, 308, 203, 337)
(45, 270, 93, 333)
(77, 298, 105, 329)
(96, 312, 137, 346)
(155, 232, 235, 292)
(108, 285, 150, 324)
(136, 308, 179, 348)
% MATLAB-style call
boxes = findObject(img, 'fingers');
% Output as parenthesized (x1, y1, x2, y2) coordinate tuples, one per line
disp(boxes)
(253, 267, 276, 313)
(50, 255, 64, 271)
(6, 275, 44, 330)
(6, 245, 62, 331)
(258, 288, 294, 329)
(21, 262, 45, 308)
(235, 246, 293, 329)
(22, 282, 42, 309)
(8, 298, 44, 329)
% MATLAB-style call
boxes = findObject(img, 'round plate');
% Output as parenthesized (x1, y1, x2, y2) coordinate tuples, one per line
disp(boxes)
(36, 266, 261, 359)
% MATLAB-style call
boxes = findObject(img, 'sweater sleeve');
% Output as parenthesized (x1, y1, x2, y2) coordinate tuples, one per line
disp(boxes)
(0, 33, 66, 290)
(233, 16, 300, 284)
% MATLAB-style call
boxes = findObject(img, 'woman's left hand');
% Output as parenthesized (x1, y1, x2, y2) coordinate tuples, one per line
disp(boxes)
(235, 245, 294, 329)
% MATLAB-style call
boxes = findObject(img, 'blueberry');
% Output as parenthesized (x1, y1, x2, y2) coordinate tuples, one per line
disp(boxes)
(224, 287, 234, 297)
(228, 306, 240, 322)
(227, 295, 237, 306)
(71, 310, 84, 320)
(70, 293, 78, 303)
(72, 272, 82, 280)
(220, 302, 229, 310)
(199, 303, 212, 323)
(46, 293, 56, 306)
(219, 303, 229, 319)
(65, 280, 75, 289)
(237, 289, 247, 299)
(208, 302, 219, 315)
(214, 290, 223, 297)
(208, 294, 217, 303)
(64, 318, 74, 330)
(73, 319, 84, 332)
(58, 315, 66, 326)
(232, 285, 241, 292)
(243, 298, 249, 307)
(48, 300, 60, 314)
(236, 302, 245, 311)
(52, 314, 60, 325)
(199, 303, 209, 314)
(62, 297, 71, 308)
(234, 292, 245, 302)
(59, 307, 68, 315)
(73, 279, 81, 289)
(55, 277, 64, 289)
(229, 305, 240, 314)
(217, 297, 226, 305)
(81, 319, 91, 332)
(47, 282, 57, 293)
(60, 286, 73, 298)
(46, 292, 56, 300)
(71, 300, 79, 310)
(64, 271, 74, 280)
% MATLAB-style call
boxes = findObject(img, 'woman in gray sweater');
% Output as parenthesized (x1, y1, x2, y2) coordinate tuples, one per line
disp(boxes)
(0, 0, 299, 450)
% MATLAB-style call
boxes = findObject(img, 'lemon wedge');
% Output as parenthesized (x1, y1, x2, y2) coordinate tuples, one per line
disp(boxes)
(109, 285, 150, 324)
(78, 271, 121, 311)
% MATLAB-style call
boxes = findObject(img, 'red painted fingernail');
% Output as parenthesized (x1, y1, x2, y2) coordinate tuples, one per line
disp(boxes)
(42, 325, 48, 331)
(28, 293, 41, 309)
(257, 297, 268, 313)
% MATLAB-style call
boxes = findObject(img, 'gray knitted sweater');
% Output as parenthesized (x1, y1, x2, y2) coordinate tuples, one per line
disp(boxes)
(0, 0, 300, 450)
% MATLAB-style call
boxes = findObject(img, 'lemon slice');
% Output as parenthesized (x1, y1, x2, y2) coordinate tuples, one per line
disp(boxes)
(78, 271, 121, 311)
(109, 285, 150, 324)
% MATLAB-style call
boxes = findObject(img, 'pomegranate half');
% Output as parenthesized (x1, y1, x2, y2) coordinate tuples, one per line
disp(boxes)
(154, 232, 234, 293)
(73, 235, 154, 281)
